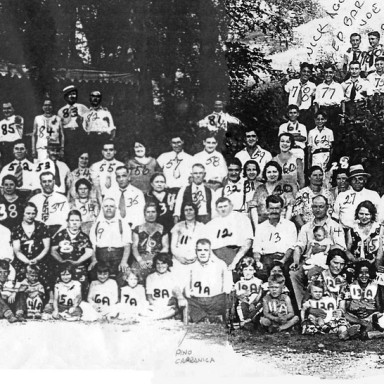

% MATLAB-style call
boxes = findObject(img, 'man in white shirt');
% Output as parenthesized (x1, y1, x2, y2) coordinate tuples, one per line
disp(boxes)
(103, 165, 145, 228)
(235, 128, 272, 176)
(28, 171, 70, 237)
(0, 140, 38, 199)
(89, 197, 131, 287)
(89, 142, 124, 198)
(205, 197, 253, 270)
(333, 164, 381, 229)
(157, 135, 194, 190)
(35, 142, 70, 195)
(0, 102, 24, 165)
(174, 164, 215, 224)
(193, 133, 227, 190)
(253, 195, 297, 278)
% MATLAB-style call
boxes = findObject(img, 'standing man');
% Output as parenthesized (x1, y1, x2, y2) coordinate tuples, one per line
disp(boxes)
(103, 165, 145, 228)
(343, 33, 364, 74)
(29, 172, 70, 237)
(82, 91, 116, 163)
(89, 197, 131, 286)
(0, 102, 24, 165)
(364, 31, 383, 75)
(32, 99, 64, 162)
(58, 85, 89, 168)
(234, 128, 272, 176)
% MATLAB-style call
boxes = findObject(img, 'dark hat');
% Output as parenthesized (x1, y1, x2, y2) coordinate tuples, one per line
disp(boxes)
(347, 164, 371, 179)
(63, 85, 77, 95)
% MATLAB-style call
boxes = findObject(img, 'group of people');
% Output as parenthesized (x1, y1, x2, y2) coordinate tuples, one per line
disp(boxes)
(1, 30, 384, 341)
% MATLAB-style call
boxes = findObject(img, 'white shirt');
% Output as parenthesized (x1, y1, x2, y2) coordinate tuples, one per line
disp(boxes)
(216, 179, 246, 212)
(198, 112, 240, 131)
(278, 121, 307, 150)
(284, 79, 316, 110)
(33, 114, 63, 149)
(103, 184, 145, 227)
(308, 127, 334, 153)
(89, 158, 124, 197)
(341, 77, 374, 101)
(157, 150, 194, 189)
(253, 218, 297, 254)
(58, 103, 89, 130)
(193, 150, 228, 183)
(83, 107, 116, 134)
(0, 115, 23, 142)
(315, 81, 345, 106)
(88, 279, 119, 309)
(35, 159, 70, 195)
(0, 159, 38, 191)
(367, 71, 384, 94)
(333, 188, 381, 229)
(29, 192, 70, 227)
(55, 280, 81, 307)
(0, 224, 13, 261)
(205, 211, 253, 250)
(146, 271, 178, 307)
(235, 146, 272, 176)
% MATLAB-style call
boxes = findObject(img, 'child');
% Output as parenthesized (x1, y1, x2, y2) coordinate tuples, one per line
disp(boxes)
(307, 111, 334, 171)
(144, 253, 185, 320)
(0, 260, 26, 323)
(19, 265, 45, 319)
(303, 226, 332, 277)
(118, 269, 149, 319)
(84, 263, 119, 321)
(260, 274, 299, 333)
(367, 56, 384, 94)
(301, 281, 349, 338)
(43, 264, 82, 321)
(278, 104, 307, 161)
(234, 257, 263, 328)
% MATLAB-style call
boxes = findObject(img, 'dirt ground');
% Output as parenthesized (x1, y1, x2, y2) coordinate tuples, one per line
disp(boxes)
(3, 319, 384, 380)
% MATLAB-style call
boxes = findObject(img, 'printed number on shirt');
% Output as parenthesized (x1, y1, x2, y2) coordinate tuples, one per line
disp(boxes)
(192, 190, 205, 206)
(1, 122, 15, 135)
(51, 202, 65, 212)
(153, 289, 170, 298)
(62, 107, 78, 119)
(8, 162, 32, 172)
(99, 163, 114, 172)
(27, 297, 42, 311)
(95, 293, 110, 306)
(36, 162, 51, 172)
(343, 193, 356, 205)
(167, 193, 177, 211)
(351, 287, 374, 300)
(39, 125, 54, 138)
(346, 83, 362, 93)
(123, 294, 137, 306)
(206, 156, 220, 167)
(251, 150, 265, 162)
(158, 202, 168, 215)
(59, 294, 73, 307)
(322, 88, 336, 99)
(282, 163, 296, 174)
(224, 184, 240, 195)
(313, 300, 335, 311)
(217, 228, 232, 238)
(24, 240, 34, 255)
(134, 165, 149, 175)
(179, 235, 190, 245)
(127, 195, 138, 207)
(240, 283, 258, 293)
(208, 114, 222, 127)
(314, 135, 330, 146)
(0, 204, 16, 220)
(193, 281, 210, 295)
(165, 157, 183, 169)
(269, 232, 281, 243)
(375, 78, 384, 88)
(268, 300, 287, 314)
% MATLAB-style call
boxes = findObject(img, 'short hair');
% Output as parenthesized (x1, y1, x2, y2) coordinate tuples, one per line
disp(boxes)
(300, 62, 313, 72)
(144, 202, 158, 213)
(349, 60, 361, 68)
(355, 260, 376, 280)
(313, 225, 326, 235)
(67, 209, 82, 222)
(75, 178, 92, 192)
(314, 109, 328, 120)
(312, 194, 328, 205)
(102, 197, 116, 206)
(376, 56, 384, 63)
(26, 264, 40, 274)
(2, 174, 17, 185)
(12, 139, 26, 148)
(181, 201, 199, 217)
(368, 31, 380, 39)
(310, 280, 324, 291)
(278, 132, 295, 150)
(266, 194, 284, 208)
(243, 160, 261, 179)
(244, 126, 258, 135)
(308, 165, 323, 177)
(40, 171, 54, 181)
(59, 263, 74, 275)
(323, 63, 335, 71)
(115, 165, 129, 174)
(102, 141, 115, 149)
(238, 256, 257, 275)
(326, 248, 348, 266)
(287, 104, 299, 112)
(268, 274, 285, 285)
(23, 202, 38, 214)
(203, 132, 218, 142)
(124, 268, 142, 283)
(153, 252, 173, 268)
(96, 262, 110, 274)
(350, 32, 361, 39)
(149, 172, 166, 184)
(354, 200, 377, 222)
(0, 259, 10, 271)
(196, 238, 211, 248)
(192, 163, 205, 171)
(215, 196, 232, 206)
(262, 160, 283, 182)
(226, 157, 242, 169)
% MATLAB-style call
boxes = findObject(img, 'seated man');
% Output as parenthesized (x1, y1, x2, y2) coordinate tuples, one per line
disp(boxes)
(184, 238, 233, 323)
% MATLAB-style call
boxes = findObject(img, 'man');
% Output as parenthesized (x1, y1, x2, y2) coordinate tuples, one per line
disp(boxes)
(173, 164, 215, 224)
(364, 31, 383, 75)
(103, 166, 145, 228)
(0, 140, 38, 199)
(198, 99, 240, 132)
(292, 166, 334, 229)
(290, 195, 346, 308)
(157, 135, 194, 190)
(29, 172, 70, 237)
(82, 91, 116, 162)
(89, 197, 131, 287)
(234, 128, 271, 176)
(0, 102, 24, 164)
(193, 133, 227, 190)
(32, 99, 64, 161)
(57, 85, 89, 168)
(253, 195, 297, 279)
(333, 164, 381, 229)
(35, 142, 70, 195)
(0, 175, 24, 230)
(184, 238, 233, 323)
(204, 197, 253, 270)
(89, 142, 124, 198)
(367, 56, 384, 94)
(343, 33, 364, 74)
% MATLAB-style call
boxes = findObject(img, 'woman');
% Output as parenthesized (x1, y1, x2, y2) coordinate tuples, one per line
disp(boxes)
(346, 201, 381, 264)
(51, 210, 94, 296)
(66, 152, 97, 202)
(251, 160, 295, 224)
(242, 160, 262, 214)
(126, 139, 161, 193)
(273, 132, 304, 192)
(131, 202, 169, 280)
(12, 202, 51, 294)
(145, 172, 175, 233)
(69, 178, 100, 235)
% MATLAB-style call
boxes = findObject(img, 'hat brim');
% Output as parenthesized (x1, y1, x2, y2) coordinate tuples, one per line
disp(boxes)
(348, 172, 371, 179)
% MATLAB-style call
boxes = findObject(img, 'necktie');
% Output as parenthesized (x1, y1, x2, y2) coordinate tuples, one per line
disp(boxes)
(119, 190, 126, 218)
(15, 162, 23, 188)
(42, 196, 50, 222)
(350, 82, 357, 101)
(297, 84, 303, 107)
(352, 50, 358, 61)
(54, 161, 61, 187)
(173, 154, 181, 179)
(105, 172, 112, 189)
(369, 50, 374, 67)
